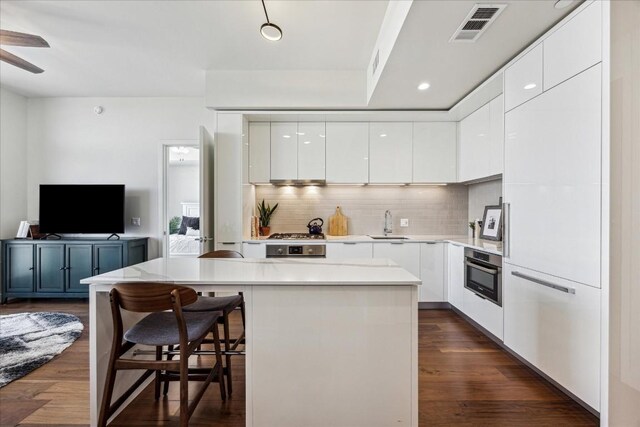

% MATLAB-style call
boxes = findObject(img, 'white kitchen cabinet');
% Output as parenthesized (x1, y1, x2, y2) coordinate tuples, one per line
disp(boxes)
(504, 65, 601, 287)
(297, 122, 326, 181)
(215, 242, 243, 253)
(503, 264, 601, 410)
(242, 242, 266, 258)
(325, 122, 369, 184)
(462, 288, 503, 340)
(326, 242, 373, 259)
(504, 43, 543, 112)
(372, 242, 420, 278)
(369, 122, 413, 184)
(249, 122, 270, 183)
(419, 242, 445, 302)
(488, 95, 504, 176)
(270, 122, 298, 181)
(447, 243, 465, 309)
(412, 122, 457, 183)
(215, 113, 243, 244)
(543, 1, 601, 91)
(458, 102, 490, 182)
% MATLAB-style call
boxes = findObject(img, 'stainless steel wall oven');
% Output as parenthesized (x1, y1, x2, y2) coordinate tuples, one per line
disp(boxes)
(464, 248, 502, 306)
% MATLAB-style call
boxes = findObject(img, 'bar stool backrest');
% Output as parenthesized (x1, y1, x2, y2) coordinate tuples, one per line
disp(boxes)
(112, 283, 197, 313)
(199, 250, 244, 259)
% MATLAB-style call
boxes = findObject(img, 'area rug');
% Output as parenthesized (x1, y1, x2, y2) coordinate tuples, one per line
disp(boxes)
(0, 312, 84, 388)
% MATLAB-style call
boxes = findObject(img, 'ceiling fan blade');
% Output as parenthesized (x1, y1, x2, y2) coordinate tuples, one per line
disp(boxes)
(0, 30, 49, 48)
(0, 48, 44, 73)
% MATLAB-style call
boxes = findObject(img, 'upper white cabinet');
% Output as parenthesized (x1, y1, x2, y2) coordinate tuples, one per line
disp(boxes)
(412, 122, 457, 183)
(488, 95, 504, 177)
(297, 122, 326, 181)
(543, 1, 601, 91)
(419, 243, 445, 302)
(270, 122, 298, 181)
(372, 242, 421, 279)
(249, 122, 270, 183)
(504, 43, 543, 112)
(325, 122, 369, 183)
(369, 122, 413, 184)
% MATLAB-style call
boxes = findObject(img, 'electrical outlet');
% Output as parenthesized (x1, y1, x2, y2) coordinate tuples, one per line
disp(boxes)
(131, 217, 141, 226)
(400, 218, 409, 227)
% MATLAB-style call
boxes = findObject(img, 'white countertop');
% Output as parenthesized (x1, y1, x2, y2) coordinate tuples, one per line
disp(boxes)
(244, 235, 503, 256)
(80, 257, 422, 286)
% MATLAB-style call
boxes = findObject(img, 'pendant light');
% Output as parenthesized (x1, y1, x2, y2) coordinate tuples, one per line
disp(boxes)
(260, 0, 282, 41)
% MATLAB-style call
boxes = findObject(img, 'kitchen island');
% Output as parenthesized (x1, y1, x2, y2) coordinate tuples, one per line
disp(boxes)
(82, 257, 421, 427)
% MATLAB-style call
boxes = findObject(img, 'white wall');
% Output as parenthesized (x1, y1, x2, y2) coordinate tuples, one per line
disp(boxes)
(26, 97, 213, 258)
(167, 163, 199, 221)
(467, 179, 502, 235)
(0, 87, 28, 239)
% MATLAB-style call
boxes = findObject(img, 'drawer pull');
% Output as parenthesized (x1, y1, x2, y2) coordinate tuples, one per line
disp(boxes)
(511, 271, 576, 294)
(343, 242, 357, 245)
(247, 242, 261, 245)
(466, 260, 499, 275)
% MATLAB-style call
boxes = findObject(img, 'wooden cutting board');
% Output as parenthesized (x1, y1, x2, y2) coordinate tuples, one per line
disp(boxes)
(328, 206, 348, 236)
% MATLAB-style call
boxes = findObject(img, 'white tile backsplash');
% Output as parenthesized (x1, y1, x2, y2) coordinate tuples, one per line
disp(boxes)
(468, 179, 502, 235)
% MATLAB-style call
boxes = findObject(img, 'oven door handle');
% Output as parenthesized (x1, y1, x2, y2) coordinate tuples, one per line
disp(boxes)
(465, 260, 500, 275)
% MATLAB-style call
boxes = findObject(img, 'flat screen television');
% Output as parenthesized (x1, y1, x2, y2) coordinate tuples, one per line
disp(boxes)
(39, 185, 125, 234)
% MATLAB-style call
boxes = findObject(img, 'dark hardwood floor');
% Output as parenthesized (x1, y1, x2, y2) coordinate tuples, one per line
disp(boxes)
(0, 299, 598, 426)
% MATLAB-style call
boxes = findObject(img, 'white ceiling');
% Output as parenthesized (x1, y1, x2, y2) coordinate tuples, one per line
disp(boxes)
(0, 0, 387, 97)
(368, 0, 580, 109)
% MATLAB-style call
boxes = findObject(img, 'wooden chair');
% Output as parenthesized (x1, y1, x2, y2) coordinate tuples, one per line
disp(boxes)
(98, 282, 225, 427)
(179, 249, 246, 395)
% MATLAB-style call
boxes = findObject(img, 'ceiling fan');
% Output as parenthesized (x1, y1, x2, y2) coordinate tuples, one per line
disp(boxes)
(0, 29, 50, 74)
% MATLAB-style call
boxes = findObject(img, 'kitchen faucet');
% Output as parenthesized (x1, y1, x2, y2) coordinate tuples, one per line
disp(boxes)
(384, 210, 392, 235)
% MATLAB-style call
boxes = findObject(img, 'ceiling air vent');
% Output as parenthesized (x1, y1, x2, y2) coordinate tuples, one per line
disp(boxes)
(450, 4, 506, 43)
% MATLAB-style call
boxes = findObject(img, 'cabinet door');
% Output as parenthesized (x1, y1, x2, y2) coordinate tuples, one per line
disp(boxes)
(270, 122, 298, 180)
(5, 244, 34, 292)
(249, 122, 271, 183)
(369, 123, 412, 184)
(326, 242, 373, 259)
(216, 114, 244, 244)
(447, 243, 465, 309)
(325, 123, 369, 184)
(372, 243, 420, 278)
(504, 65, 601, 287)
(462, 288, 503, 340)
(36, 244, 65, 293)
(458, 103, 491, 182)
(419, 243, 445, 302)
(242, 242, 266, 258)
(297, 122, 326, 180)
(488, 95, 504, 176)
(412, 122, 457, 183)
(503, 264, 600, 410)
(543, 1, 601, 91)
(504, 43, 543, 112)
(94, 244, 123, 275)
(66, 244, 93, 293)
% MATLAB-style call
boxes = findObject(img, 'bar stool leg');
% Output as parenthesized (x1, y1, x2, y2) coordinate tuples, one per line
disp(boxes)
(163, 345, 173, 396)
(223, 311, 233, 396)
(154, 346, 162, 400)
(179, 352, 189, 427)
(98, 350, 118, 427)
(212, 322, 226, 401)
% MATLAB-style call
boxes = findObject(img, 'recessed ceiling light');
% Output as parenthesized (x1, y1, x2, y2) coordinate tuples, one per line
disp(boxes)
(417, 82, 431, 91)
(380, 134, 387, 138)
(523, 83, 537, 90)
(303, 141, 311, 145)
(260, 0, 282, 41)
(554, 0, 574, 9)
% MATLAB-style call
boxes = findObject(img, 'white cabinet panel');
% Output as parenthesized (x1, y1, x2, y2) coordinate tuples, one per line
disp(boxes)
(462, 288, 503, 340)
(458, 103, 491, 182)
(215, 242, 242, 253)
(419, 243, 445, 302)
(503, 264, 600, 410)
(249, 122, 270, 183)
(297, 122, 326, 181)
(216, 114, 243, 243)
(447, 243, 464, 309)
(504, 65, 601, 287)
(504, 43, 543, 112)
(326, 242, 373, 259)
(270, 122, 298, 180)
(543, 2, 601, 91)
(412, 122, 457, 183)
(325, 122, 369, 183)
(369, 123, 413, 184)
(242, 242, 266, 258)
(488, 95, 504, 176)
(372, 242, 420, 278)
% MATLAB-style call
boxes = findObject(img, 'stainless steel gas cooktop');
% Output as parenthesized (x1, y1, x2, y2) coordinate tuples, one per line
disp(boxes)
(267, 233, 325, 240)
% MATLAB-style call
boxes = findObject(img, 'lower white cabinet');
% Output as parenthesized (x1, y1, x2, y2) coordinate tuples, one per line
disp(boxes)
(447, 243, 465, 309)
(372, 242, 421, 278)
(462, 288, 503, 340)
(419, 243, 445, 302)
(503, 263, 601, 410)
(326, 242, 373, 259)
(242, 242, 266, 258)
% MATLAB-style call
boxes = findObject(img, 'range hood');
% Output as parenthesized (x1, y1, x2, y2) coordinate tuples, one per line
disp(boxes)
(269, 179, 326, 186)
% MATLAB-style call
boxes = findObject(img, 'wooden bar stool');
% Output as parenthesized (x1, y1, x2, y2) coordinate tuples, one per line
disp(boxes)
(180, 249, 246, 396)
(98, 282, 225, 427)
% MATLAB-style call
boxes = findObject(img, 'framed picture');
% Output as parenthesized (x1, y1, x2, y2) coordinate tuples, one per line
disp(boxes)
(480, 204, 502, 241)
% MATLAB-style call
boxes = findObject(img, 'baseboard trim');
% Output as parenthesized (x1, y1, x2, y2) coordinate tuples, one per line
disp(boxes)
(418, 302, 451, 309)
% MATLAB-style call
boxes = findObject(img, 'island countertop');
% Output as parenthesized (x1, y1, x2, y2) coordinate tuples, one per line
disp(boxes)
(80, 257, 422, 286)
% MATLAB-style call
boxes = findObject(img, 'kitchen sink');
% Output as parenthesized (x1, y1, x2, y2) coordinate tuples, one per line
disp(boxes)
(368, 235, 410, 240)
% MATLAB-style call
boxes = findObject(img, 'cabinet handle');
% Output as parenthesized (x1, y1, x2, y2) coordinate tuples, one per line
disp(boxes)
(503, 202, 510, 258)
(93, 267, 100, 273)
(343, 242, 357, 245)
(390, 242, 404, 245)
(425, 241, 436, 245)
(465, 260, 499, 275)
(247, 242, 261, 245)
(28, 267, 34, 271)
(59, 267, 65, 271)
(511, 271, 575, 294)
(220, 242, 236, 245)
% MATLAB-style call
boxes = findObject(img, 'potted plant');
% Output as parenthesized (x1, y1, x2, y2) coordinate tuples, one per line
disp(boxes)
(257, 199, 278, 236)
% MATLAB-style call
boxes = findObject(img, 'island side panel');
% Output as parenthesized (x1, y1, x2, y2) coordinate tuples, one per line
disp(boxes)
(250, 285, 417, 427)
